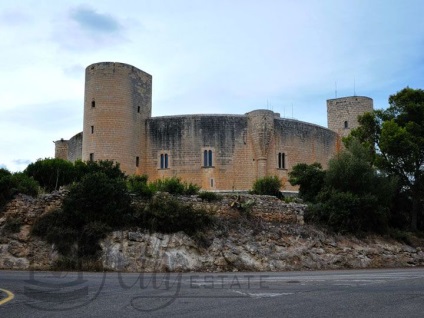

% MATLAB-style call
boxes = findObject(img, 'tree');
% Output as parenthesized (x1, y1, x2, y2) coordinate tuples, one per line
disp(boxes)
(306, 141, 396, 234)
(24, 158, 75, 192)
(349, 87, 424, 231)
(289, 163, 325, 202)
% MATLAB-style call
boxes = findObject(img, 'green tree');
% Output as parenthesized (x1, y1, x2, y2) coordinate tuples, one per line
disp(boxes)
(289, 163, 325, 202)
(349, 87, 424, 231)
(0, 171, 39, 209)
(24, 158, 75, 192)
(308, 141, 396, 234)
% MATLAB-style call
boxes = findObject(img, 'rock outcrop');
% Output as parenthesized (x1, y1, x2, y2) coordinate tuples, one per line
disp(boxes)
(1, 191, 423, 272)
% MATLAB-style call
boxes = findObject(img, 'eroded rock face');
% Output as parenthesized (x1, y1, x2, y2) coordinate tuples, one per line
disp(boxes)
(101, 223, 424, 272)
(1, 191, 423, 272)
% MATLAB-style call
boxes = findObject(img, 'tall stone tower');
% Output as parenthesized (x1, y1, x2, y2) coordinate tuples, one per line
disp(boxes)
(82, 62, 152, 174)
(327, 96, 373, 139)
(246, 109, 276, 178)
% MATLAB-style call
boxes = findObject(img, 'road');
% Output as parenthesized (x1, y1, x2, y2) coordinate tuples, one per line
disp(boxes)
(1, 268, 424, 317)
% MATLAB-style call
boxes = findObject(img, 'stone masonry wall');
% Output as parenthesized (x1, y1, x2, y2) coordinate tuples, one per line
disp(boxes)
(327, 96, 373, 138)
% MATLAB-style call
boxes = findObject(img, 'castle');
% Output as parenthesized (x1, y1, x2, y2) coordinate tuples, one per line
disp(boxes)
(54, 62, 373, 191)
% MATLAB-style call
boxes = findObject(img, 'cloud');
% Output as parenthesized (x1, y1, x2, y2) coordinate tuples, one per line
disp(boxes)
(52, 5, 126, 51)
(70, 5, 121, 33)
(13, 159, 31, 166)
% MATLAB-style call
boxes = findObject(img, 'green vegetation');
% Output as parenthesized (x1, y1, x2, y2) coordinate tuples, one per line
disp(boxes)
(30, 162, 211, 269)
(150, 176, 200, 195)
(136, 193, 214, 236)
(288, 163, 325, 203)
(198, 191, 222, 202)
(251, 176, 282, 197)
(291, 141, 396, 234)
(2, 216, 23, 234)
(0, 169, 39, 210)
(346, 87, 424, 231)
(24, 158, 75, 192)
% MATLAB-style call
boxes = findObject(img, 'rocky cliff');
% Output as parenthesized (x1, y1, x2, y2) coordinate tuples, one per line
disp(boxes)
(1, 191, 423, 271)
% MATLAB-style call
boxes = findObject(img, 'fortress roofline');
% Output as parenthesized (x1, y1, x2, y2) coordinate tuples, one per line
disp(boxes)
(327, 95, 373, 101)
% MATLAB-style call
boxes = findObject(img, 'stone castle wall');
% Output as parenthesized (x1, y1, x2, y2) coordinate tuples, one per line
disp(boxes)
(54, 62, 371, 191)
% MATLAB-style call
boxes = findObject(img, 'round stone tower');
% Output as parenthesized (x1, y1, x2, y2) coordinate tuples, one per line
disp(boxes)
(82, 62, 152, 174)
(327, 96, 373, 139)
(246, 109, 276, 178)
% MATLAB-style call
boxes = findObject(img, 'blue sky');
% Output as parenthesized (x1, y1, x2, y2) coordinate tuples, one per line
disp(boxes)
(1, 0, 423, 171)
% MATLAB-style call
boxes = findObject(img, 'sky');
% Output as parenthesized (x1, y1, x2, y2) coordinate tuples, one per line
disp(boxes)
(1, 0, 423, 172)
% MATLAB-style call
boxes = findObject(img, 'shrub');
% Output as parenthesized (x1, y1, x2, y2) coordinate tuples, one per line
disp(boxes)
(0, 172, 39, 210)
(198, 191, 221, 202)
(3, 217, 23, 234)
(24, 158, 75, 192)
(137, 193, 214, 236)
(74, 160, 126, 181)
(32, 171, 133, 260)
(150, 177, 200, 195)
(251, 176, 282, 197)
(127, 175, 155, 199)
(289, 163, 325, 202)
(305, 141, 396, 234)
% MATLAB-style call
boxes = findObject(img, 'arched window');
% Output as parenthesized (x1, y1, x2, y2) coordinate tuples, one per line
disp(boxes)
(91, 100, 95, 108)
(344, 121, 348, 129)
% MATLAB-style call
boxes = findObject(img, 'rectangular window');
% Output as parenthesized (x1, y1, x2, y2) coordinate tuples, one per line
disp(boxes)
(91, 126, 94, 134)
(136, 156, 139, 167)
(91, 100, 95, 108)
(137, 106, 140, 113)
(210, 178, 214, 188)
(203, 149, 213, 167)
(159, 153, 169, 169)
(278, 152, 286, 169)
(89, 153, 94, 162)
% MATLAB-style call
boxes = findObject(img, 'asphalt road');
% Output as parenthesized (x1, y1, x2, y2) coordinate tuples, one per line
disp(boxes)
(1, 268, 424, 317)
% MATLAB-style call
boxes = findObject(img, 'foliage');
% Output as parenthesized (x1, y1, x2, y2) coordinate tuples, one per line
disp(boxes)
(0, 171, 39, 210)
(2, 217, 23, 234)
(229, 195, 256, 216)
(32, 171, 133, 263)
(24, 158, 75, 192)
(150, 177, 200, 195)
(251, 176, 282, 197)
(348, 87, 424, 231)
(305, 141, 396, 234)
(198, 191, 222, 202)
(289, 163, 325, 202)
(74, 160, 126, 181)
(127, 174, 155, 199)
(136, 193, 214, 236)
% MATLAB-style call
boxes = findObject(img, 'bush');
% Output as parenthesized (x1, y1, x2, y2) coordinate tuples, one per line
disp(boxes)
(127, 175, 155, 199)
(0, 172, 39, 210)
(74, 160, 126, 181)
(198, 191, 221, 202)
(24, 158, 75, 192)
(32, 171, 133, 260)
(289, 163, 325, 202)
(137, 193, 214, 236)
(251, 176, 282, 197)
(150, 177, 200, 195)
(3, 217, 23, 234)
(305, 141, 396, 234)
